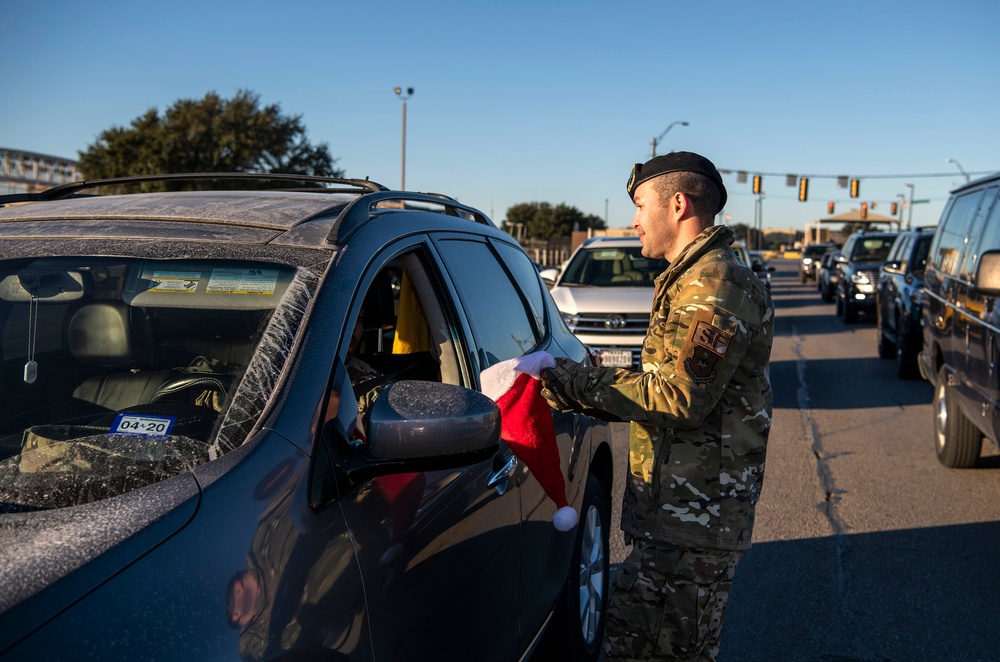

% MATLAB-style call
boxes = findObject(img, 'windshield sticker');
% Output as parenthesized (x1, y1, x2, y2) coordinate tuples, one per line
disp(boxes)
(148, 271, 201, 293)
(109, 413, 176, 438)
(206, 268, 279, 295)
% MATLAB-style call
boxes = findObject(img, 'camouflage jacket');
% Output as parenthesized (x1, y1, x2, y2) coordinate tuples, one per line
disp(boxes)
(562, 225, 774, 551)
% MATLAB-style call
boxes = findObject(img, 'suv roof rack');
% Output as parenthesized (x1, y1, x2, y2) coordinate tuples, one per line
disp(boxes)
(328, 190, 492, 244)
(0, 172, 388, 205)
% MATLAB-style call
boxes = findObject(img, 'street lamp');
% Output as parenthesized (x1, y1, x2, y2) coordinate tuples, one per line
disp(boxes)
(904, 183, 915, 229)
(946, 157, 970, 183)
(651, 121, 689, 159)
(394, 86, 414, 189)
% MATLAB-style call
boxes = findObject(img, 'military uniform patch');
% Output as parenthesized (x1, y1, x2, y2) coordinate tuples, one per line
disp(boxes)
(683, 320, 732, 383)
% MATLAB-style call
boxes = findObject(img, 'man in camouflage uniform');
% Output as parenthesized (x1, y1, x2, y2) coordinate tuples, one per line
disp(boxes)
(540, 152, 774, 661)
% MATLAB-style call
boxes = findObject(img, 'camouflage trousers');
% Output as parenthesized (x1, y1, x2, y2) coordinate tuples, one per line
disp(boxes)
(603, 541, 742, 662)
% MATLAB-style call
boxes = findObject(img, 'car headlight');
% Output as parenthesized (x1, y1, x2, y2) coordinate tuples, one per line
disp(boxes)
(802, 258, 813, 266)
(561, 312, 579, 327)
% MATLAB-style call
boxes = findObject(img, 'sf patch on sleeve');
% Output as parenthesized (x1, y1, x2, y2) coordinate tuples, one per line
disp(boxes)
(682, 319, 732, 383)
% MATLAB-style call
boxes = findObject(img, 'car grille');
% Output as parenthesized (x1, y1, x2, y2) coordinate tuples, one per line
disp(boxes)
(565, 312, 650, 334)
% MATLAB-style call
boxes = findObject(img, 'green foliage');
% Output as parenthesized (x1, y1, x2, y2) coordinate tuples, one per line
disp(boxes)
(78, 90, 342, 189)
(502, 202, 606, 239)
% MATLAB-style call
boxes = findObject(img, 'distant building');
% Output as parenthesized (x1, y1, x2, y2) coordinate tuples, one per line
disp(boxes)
(1, 148, 81, 195)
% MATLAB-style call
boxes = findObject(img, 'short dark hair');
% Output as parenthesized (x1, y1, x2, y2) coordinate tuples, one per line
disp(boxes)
(651, 171, 721, 219)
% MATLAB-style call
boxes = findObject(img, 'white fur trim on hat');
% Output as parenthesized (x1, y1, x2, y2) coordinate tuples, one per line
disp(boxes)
(553, 506, 578, 532)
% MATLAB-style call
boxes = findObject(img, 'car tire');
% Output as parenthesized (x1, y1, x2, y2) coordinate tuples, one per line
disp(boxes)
(835, 294, 843, 316)
(933, 366, 982, 468)
(896, 330, 921, 380)
(800, 270, 806, 284)
(876, 315, 895, 359)
(537, 472, 610, 662)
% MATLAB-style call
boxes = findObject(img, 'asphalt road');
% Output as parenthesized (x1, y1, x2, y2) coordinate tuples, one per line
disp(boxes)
(604, 258, 1000, 662)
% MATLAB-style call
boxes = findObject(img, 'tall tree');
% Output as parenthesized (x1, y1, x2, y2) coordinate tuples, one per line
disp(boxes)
(502, 202, 606, 240)
(78, 90, 342, 188)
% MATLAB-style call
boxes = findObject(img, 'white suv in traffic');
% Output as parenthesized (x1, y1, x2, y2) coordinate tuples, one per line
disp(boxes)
(542, 236, 667, 369)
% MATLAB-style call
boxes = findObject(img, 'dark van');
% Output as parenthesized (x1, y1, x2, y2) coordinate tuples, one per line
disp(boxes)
(919, 172, 1000, 467)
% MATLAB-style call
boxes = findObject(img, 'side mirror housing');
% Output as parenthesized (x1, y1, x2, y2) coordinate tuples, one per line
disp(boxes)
(975, 251, 1000, 296)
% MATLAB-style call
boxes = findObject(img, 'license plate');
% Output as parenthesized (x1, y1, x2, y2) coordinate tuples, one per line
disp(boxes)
(599, 350, 633, 367)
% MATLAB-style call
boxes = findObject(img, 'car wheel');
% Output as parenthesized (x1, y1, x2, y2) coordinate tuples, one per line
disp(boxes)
(538, 472, 609, 662)
(876, 315, 895, 359)
(835, 294, 843, 316)
(896, 329, 920, 380)
(843, 299, 858, 323)
(933, 366, 982, 468)
(799, 270, 806, 284)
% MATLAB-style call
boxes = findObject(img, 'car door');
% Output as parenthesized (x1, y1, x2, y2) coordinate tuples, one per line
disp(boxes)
(880, 235, 908, 337)
(322, 237, 523, 661)
(432, 234, 584, 645)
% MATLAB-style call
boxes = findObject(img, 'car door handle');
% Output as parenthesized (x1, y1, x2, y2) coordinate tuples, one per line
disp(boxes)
(487, 453, 517, 494)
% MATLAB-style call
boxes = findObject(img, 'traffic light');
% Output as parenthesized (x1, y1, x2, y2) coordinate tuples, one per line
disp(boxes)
(850, 179, 860, 198)
(828, 201, 835, 214)
(798, 177, 808, 202)
(861, 202, 868, 219)
(752, 175, 761, 194)
(891, 201, 899, 215)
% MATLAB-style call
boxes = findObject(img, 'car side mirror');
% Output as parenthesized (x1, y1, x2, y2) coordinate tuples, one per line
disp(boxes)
(538, 268, 559, 284)
(975, 251, 1000, 296)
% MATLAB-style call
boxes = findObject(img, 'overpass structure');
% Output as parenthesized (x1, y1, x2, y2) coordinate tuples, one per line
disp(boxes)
(1, 148, 81, 194)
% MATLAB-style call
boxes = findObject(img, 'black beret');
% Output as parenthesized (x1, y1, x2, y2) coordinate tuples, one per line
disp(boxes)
(626, 151, 728, 213)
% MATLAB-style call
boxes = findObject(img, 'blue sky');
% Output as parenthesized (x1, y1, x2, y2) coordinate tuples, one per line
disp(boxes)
(3, 0, 998, 233)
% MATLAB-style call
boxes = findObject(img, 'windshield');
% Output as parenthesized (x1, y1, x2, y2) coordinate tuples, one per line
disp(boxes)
(850, 237, 896, 262)
(804, 245, 829, 257)
(560, 245, 668, 286)
(0, 257, 309, 512)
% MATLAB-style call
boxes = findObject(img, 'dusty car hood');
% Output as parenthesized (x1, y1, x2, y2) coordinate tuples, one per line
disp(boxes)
(549, 285, 655, 315)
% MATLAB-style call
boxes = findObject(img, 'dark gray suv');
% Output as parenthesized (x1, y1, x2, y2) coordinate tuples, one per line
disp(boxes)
(0, 174, 613, 661)
(920, 172, 1000, 468)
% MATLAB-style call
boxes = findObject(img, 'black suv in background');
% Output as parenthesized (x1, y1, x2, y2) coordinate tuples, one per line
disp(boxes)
(0, 174, 613, 661)
(817, 248, 842, 302)
(919, 172, 1000, 468)
(876, 227, 935, 378)
(835, 231, 898, 322)
(799, 242, 836, 283)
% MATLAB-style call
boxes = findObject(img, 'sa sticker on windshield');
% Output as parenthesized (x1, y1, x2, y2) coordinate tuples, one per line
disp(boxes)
(109, 413, 176, 438)
(207, 268, 279, 295)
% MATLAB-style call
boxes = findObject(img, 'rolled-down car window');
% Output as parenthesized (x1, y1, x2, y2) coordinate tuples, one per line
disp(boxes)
(0, 257, 312, 512)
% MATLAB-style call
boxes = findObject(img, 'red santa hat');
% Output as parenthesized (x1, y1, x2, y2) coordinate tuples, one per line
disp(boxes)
(480, 351, 578, 531)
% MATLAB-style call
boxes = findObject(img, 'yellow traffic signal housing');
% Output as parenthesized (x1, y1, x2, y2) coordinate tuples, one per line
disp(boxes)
(850, 179, 860, 198)
(861, 202, 868, 219)
(798, 177, 808, 202)
(752, 175, 761, 194)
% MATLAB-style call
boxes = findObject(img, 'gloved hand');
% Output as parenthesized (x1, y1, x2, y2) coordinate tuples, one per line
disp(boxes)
(539, 357, 579, 411)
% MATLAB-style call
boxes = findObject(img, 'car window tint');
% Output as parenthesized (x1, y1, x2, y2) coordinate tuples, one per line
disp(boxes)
(895, 236, 912, 271)
(495, 241, 547, 337)
(930, 189, 987, 276)
(960, 188, 1000, 280)
(913, 235, 932, 274)
(436, 238, 538, 366)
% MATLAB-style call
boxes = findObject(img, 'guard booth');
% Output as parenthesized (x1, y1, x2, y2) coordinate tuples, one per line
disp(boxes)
(804, 209, 902, 245)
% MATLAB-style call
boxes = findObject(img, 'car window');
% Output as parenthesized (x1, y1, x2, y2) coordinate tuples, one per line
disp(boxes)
(0, 257, 308, 511)
(561, 245, 667, 286)
(893, 236, 912, 271)
(849, 236, 895, 261)
(495, 241, 547, 338)
(958, 188, 1000, 280)
(930, 189, 987, 276)
(435, 238, 539, 367)
(912, 235, 933, 275)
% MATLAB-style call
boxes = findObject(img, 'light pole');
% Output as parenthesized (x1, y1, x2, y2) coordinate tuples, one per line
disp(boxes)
(651, 121, 689, 159)
(904, 183, 915, 229)
(394, 86, 414, 189)
(896, 193, 906, 230)
(946, 157, 970, 183)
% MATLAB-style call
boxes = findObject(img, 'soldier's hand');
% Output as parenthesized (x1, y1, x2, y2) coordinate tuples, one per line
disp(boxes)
(539, 357, 578, 411)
